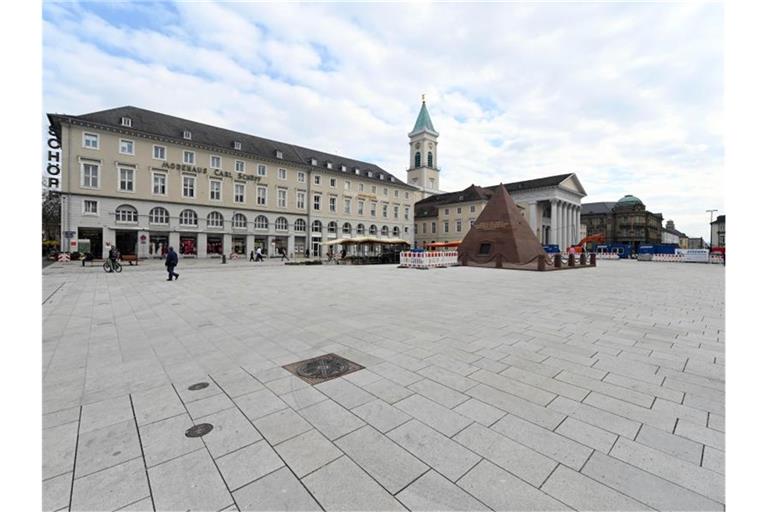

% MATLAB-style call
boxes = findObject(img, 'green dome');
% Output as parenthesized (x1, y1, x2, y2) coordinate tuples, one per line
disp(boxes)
(617, 194, 643, 206)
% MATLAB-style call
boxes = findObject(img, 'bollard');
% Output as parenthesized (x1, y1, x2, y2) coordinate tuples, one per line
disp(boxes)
(554, 254, 562, 268)
(537, 254, 546, 271)
(580, 253, 586, 266)
(222, 254, 226, 264)
(590, 253, 596, 266)
(568, 254, 575, 267)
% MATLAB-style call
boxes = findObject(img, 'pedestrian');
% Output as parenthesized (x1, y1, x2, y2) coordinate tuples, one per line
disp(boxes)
(107, 245, 119, 273)
(341, 247, 347, 259)
(165, 246, 179, 281)
(305, 248, 310, 259)
(255, 246, 264, 262)
(280, 247, 289, 261)
(249, 250, 255, 262)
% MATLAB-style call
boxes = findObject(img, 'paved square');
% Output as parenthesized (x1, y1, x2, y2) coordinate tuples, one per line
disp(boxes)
(43, 259, 724, 511)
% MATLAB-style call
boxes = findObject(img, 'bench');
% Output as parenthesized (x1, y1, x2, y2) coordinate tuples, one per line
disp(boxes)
(121, 255, 139, 266)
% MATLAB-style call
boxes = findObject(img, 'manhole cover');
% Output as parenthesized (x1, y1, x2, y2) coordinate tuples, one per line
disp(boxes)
(283, 354, 364, 385)
(188, 382, 209, 391)
(185, 423, 214, 438)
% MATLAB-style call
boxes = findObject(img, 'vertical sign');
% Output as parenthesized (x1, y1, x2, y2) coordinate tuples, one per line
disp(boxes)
(45, 125, 62, 191)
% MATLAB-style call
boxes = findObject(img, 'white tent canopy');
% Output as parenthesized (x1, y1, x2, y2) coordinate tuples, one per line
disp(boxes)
(321, 237, 409, 246)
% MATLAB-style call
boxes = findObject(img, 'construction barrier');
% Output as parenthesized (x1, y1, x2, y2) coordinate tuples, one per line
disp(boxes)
(399, 251, 459, 269)
(57, 253, 70, 262)
(651, 254, 686, 263)
(595, 253, 620, 260)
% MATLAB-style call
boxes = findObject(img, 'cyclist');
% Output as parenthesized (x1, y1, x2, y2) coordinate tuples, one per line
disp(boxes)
(108, 246, 119, 272)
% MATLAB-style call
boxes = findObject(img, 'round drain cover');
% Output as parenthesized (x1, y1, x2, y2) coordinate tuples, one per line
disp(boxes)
(185, 423, 214, 438)
(296, 355, 350, 380)
(188, 382, 210, 391)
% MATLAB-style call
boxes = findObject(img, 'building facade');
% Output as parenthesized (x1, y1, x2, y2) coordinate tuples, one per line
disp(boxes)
(49, 106, 418, 259)
(661, 220, 686, 246)
(710, 214, 725, 248)
(581, 195, 663, 251)
(414, 174, 587, 249)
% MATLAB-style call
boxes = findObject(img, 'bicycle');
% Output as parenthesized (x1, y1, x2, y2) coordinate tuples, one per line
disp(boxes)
(103, 260, 122, 273)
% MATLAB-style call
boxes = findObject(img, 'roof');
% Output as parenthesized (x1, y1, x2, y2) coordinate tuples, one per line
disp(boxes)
(710, 214, 725, 224)
(616, 194, 643, 206)
(415, 174, 580, 218)
(581, 202, 617, 215)
(408, 100, 439, 138)
(662, 227, 687, 237)
(48, 106, 416, 189)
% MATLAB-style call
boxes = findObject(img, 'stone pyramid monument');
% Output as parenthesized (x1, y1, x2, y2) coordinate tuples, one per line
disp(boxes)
(458, 184, 549, 269)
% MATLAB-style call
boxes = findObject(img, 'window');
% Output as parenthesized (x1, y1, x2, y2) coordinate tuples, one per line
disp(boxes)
(297, 191, 306, 209)
(83, 133, 99, 149)
(372, 185, 377, 194)
(405, 192, 409, 199)
(422, 223, 427, 233)
(330, 178, 336, 188)
(278, 168, 287, 180)
(367, 171, 372, 178)
(153, 172, 167, 195)
(149, 207, 169, 224)
(278, 189, 287, 208)
(344, 181, 350, 191)
(370, 202, 376, 217)
(394, 189, 399, 198)
(329, 197, 337, 213)
(470, 218, 476, 227)
(479, 243, 492, 255)
(470, 205, 476, 213)
(382, 204, 388, 218)
(118, 167, 135, 192)
(210, 155, 221, 169)
(444, 209, 449, 215)
(183, 175, 196, 198)
(153, 145, 166, 160)
(207, 211, 224, 228)
(119, 139, 134, 155)
(255, 215, 269, 230)
(235, 160, 245, 173)
(357, 200, 364, 215)
(81, 162, 99, 188)
(457, 207, 462, 214)
(275, 217, 288, 231)
(232, 213, 247, 229)
(234, 183, 245, 203)
(314, 175, 321, 186)
(381, 226, 389, 237)
(275, 150, 283, 159)
(83, 200, 98, 215)
(183, 150, 195, 164)
(344, 199, 351, 214)
(456, 220, 462, 232)
(369, 225, 377, 235)
(394, 206, 399, 219)
(297, 171, 305, 183)
(115, 205, 138, 223)
(393, 226, 400, 237)
(328, 221, 338, 234)
(183, 130, 192, 140)
(313, 194, 321, 211)
(359, 183, 364, 192)
(357, 224, 365, 235)
(257, 164, 267, 177)
(294, 219, 306, 232)
(415, 224, 418, 235)
(311, 158, 318, 166)
(233, 141, 241, 150)
(428, 152, 433, 167)
(431, 222, 436, 234)
(121, 117, 132, 127)
(444, 221, 449, 233)
(327, 162, 333, 169)
(257, 186, 267, 205)
(312, 220, 322, 233)
(210, 180, 222, 201)
(342, 222, 352, 234)
(428, 178, 435, 189)
(384, 187, 388, 196)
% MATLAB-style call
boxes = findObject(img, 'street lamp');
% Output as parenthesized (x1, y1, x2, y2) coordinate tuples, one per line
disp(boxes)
(706, 209, 718, 223)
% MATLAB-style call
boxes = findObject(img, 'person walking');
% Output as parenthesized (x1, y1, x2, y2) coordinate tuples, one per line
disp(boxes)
(165, 246, 179, 281)
(255, 247, 264, 262)
(249, 250, 255, 262)
(279, 247, 289, 261)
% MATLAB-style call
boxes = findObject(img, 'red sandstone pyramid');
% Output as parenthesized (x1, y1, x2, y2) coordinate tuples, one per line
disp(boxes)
(458, 184, 547, 269)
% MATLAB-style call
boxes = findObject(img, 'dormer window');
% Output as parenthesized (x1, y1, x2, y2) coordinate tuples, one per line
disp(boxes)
(367, 171, 373, 178)
(354, 168, 359, 175)
(233, 141, 241, 150)
(275, 150, 283, 159)
(326, 162, 333, 169)
(390, 176, 395, 182)
(120, 117, 132, 127)
(341, 165, 347, 172)
(311, 158, 318, 166)
(379, 174, 384, 180)
(183, 130, 192, 140)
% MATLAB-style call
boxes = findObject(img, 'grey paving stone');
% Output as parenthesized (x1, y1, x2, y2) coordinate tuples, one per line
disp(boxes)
(555, 370, 654, 407)
(131, 384, 186, 426)
(252, 407, 313, 445)
(217, 440, 284, 491)
(234, 388, 288, 420)
(185, 392, 236, 419)
(280, 386, 328, 410)
(43, 421, 79, 480)
(636, 424, 703, 465)
(234, 466, 320, 511)
(352, 398, 412, 433)
(42, 472, 71, 512)
(457, 459, 565, 511)
(702, 446, 724, 474)
(471, 357, 509, 374)
(582, 392, 676, 433)
(453, 423, 557, 487)
(452, 398, 505, 427)
(541, 464, 652, 511)
(541, 356, 607, 381)
(468, 384, 565, 430)
(115, 496, 153, 510)
(363, 378, 415, 404)
(210, 369, 265, 398)
(79, 395, 134, 434)
(394, 394, 473, 437)
(139, 413, 204, 467)
(149, 449, 232, 512)
(651, 398, 709, 426)
(469, 369, 555, 405)
(175, 378, 222, 404)
(606, 372, 684, 403)
(316, 377, 377, 409)
(274, 429, 343, 478)
(388, 420, 481, 482)
(675, 419, 725, 450)
(492, 413, 593, 470)
(342, 368, 384, 387)
(408, 378, 470, 409)
(302, 456, 405, 511)
(199, 407, 263, 458)
(582, 451, 722, 511)
(264, 375, 312, 395)
(43, 406, 80, 431)
(609, 436, 724, 503)
(424, 353, 476, 376)
(397, 470, 489, 511)
(71, 457, 149, 512)
(299, 398, 365, 440)
(335, 425, 429, 493)
(708, 412, 725, 432)
(369, 361, 423, 386)
(554, 417, 617, 454)
(418, 365, 477, 392)
(75, 419, 142, 478)
(499, 366, 589, 401)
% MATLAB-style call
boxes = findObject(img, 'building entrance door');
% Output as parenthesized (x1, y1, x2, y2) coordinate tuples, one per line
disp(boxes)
(312, 237, 322, 258)
(115, 230, 138, 256)
(78, 227, 103, 258)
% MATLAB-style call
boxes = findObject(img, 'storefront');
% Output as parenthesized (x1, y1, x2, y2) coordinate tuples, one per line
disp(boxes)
(115, 230, 138, 256)
(232, 236, 246, 255)
(207, 234, 223, 255)
(149, 233, 169, 258)
(78, 227, 103, 258)
(294, 236, 306, 257)
(179, 234, 197, 256)
(311, 236, 322, 257)
(272, 236, 289, 257)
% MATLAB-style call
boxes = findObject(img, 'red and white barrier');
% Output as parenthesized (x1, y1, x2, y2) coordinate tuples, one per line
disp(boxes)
(651, 254, 686, 263)
(399, 251, 459, 269)
(595, 253, 620, 260)
(57, 253, 70, 262)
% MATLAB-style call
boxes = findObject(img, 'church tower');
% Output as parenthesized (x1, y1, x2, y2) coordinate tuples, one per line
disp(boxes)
(406, 96, 439, 198)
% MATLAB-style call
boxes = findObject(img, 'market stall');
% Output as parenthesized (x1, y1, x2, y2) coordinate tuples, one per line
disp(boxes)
(322, 237, 410, 264)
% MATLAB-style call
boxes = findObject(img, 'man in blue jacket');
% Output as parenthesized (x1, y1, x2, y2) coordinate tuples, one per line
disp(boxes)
(165, 246, 179, 281)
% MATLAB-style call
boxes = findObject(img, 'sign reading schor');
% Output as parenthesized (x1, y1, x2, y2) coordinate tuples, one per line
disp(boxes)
(45, 125, 62, 191)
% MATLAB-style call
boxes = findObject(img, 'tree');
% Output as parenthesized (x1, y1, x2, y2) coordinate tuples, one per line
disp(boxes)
(42, 181, 60, 241)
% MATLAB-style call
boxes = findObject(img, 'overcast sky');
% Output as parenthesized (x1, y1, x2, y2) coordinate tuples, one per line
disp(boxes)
(42, 1, 723, 239)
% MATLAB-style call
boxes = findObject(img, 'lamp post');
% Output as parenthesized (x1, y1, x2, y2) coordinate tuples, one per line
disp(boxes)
(706, 209, 718, 223)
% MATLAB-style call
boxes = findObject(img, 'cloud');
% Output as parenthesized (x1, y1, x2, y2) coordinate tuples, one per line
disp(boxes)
(42, 2, 723, 239)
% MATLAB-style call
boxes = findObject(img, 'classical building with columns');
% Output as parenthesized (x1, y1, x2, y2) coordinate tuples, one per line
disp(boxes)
(414, 174, 587, 250)
(48, 106, 419, 259)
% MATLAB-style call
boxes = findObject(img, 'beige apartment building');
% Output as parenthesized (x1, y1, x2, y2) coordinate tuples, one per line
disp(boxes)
(48, 106, 418, 259)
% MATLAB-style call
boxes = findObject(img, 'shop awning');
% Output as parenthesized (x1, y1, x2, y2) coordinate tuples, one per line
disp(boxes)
(321, 237, 409, 245)
(424, 240, 462, 248)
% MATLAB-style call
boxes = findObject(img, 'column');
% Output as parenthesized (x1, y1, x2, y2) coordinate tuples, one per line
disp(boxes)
(527, 201, 538, 241)
(197, 232, 207, 258)
(288, 234, 296, 258)
(138, 230, 150, 258)
(566, 204, 572, 247)
(550, 200, 559, 249)
(169, 232, 180, 253)
(223, 233, 232, 256)
(576, 206, 581, 243)
(267, 235, 275, 258)
(246, 234, 254, 260)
